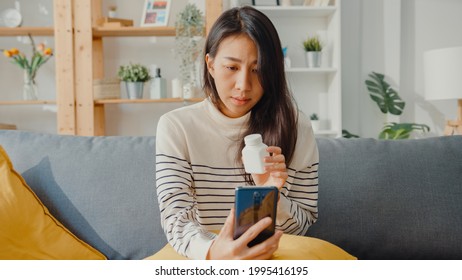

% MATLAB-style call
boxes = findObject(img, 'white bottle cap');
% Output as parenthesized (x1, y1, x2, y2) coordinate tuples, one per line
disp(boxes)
(244, 134, 263, 146)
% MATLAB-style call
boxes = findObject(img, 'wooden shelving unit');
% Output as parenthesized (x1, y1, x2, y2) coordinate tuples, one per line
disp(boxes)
(92, 26, 175, 37)
(0, 27, 54, 36)
(0, 100, 56, 105)
(1, 0, 222, 136)
(70, 0, 222, 136)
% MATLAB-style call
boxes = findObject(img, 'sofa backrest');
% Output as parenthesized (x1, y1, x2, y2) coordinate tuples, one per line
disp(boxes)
(3, 130, 462, 260)
(310, 136, 462, 259)
(0, 130, 166, 260)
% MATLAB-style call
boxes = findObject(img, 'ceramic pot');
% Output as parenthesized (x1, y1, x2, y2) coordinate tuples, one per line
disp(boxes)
(305, 51, 322, 68)
(311, 120, 320, 132)
(125, 81, 144, 99)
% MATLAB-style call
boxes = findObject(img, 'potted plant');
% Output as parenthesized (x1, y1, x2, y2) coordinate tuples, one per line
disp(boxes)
(118, 63, 150, 99)
(365, 72, 429, 139)
(303, 35, 322, 68)
(343, 72, 430, 139)
(310, 113, 320, 132)
(174, 3, 204, 98)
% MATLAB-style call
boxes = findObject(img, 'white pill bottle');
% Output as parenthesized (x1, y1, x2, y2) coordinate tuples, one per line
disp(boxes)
(242, 134, 269, 174)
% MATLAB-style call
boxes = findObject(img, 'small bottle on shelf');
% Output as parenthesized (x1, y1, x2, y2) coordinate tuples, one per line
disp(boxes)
(150, 68, 167, 99)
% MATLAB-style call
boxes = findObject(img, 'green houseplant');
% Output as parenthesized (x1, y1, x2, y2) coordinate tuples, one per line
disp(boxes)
(303, 36, 323, 52)
(343, 71, 429, 139)
(118, 63, 150, 99)
(174, 3, 204, 98)
(302, 35, 322, 68)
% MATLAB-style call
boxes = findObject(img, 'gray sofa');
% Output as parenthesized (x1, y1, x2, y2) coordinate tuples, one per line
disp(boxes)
(1, 130, 461, 260)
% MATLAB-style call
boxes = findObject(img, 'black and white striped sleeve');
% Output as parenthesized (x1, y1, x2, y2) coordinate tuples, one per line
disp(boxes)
(276, 163, 319, 235)
(274, 117, 319, 235)
(155, 115, 215, 260)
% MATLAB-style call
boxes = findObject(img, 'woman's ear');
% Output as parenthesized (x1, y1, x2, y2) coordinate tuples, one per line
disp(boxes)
(205, 54, 215, 78)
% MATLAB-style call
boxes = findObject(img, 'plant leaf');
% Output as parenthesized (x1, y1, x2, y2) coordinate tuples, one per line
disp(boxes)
(379, 122, 430, 139)
(365, 72, 405, 115)
(342, 129, 360, 138)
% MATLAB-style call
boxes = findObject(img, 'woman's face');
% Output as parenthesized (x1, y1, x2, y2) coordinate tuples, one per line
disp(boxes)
(206, 34, 264, 118)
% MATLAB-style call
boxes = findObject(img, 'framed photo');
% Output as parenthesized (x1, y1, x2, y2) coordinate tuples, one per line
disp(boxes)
(140, 0, 171, 27)
(252, 0, 280, 6)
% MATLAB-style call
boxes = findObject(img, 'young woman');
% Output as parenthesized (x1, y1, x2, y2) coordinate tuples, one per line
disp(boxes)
(155, 6, 319, 260)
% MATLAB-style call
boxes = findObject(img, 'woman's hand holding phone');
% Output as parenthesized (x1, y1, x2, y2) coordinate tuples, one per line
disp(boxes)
(206, 208, 283, 260)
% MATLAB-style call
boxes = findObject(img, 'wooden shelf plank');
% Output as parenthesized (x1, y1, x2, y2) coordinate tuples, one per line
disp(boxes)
(0, 100, 56, 105)
(92, 26, 175, 37)
(0, 27, 54, 36)
(94, 98, 204, 104)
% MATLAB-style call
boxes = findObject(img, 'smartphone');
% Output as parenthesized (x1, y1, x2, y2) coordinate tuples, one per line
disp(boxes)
(233, 186, 278, 247)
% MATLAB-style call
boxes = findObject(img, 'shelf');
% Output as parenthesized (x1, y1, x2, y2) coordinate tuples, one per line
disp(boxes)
(285, 67, 337, 73)
(0, 100, 56, 105)
(92, 26, 175, 37)
(254, 6, 336, 17)
(94, 98, 204, 104)
(0, 27, 54, 36)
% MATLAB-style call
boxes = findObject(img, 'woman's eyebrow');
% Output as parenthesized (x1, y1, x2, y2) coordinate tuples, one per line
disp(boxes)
(223, 56, 258, 64)
(223, 56, 241, 62)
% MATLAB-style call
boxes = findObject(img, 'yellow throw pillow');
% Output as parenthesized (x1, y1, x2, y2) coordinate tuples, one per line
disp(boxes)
(0, 146, 106, 260)
(146, 233, 356, 260)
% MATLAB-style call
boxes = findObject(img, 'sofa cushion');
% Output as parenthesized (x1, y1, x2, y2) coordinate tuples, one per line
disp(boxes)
(0, 130, 167, 260)
(308, 136, 462, 259)
(0, 146, 106, 260)
(147, 234, 357, 260)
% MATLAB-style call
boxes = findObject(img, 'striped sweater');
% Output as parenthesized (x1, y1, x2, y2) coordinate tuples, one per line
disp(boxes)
(155, 99, 319, 259)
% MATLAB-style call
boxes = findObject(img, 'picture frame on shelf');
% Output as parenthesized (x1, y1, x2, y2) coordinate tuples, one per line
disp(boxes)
(140, 0, 171, 27)
(252, 0, 280, 6)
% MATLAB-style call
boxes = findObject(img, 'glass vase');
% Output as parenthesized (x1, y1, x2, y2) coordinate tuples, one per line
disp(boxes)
(23, 71, 38, 100)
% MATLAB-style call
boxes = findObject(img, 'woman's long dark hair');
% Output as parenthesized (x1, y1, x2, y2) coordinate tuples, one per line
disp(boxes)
(203, 6, 298, 184)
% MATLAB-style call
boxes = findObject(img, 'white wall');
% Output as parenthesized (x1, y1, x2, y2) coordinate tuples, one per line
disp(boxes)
(2, 0, 462, 137)
(342, 0, 462, 138)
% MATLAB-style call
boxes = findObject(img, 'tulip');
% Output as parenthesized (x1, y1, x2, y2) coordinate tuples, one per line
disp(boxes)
(44, 48, 53, 56)
(37, 43, 45, 52)
(3, 49, 12, 57)
(9, 48, 19, 55)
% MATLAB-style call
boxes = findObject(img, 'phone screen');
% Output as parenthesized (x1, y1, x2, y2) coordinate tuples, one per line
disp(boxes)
(233, 186, 278, 247)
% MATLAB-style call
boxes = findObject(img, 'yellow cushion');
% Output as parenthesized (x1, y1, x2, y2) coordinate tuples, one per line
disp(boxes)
(0, 146, 106, 260)
(271, 234, 356, 260)
(145, 243, 188, 260)
(146, 233, 356, 260)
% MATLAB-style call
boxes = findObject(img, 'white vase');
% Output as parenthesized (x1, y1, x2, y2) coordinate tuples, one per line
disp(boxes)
(171, 78, 183, 98)
(305, 51, 322, 68)
(311, 120, 320, 132)
(125, 81, 144, 99)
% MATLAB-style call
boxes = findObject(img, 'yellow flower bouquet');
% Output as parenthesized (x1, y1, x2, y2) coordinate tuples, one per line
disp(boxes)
(1, 34, 53, 100)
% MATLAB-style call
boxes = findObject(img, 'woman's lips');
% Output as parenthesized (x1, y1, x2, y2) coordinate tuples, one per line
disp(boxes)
(231, 97, 250, 106)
